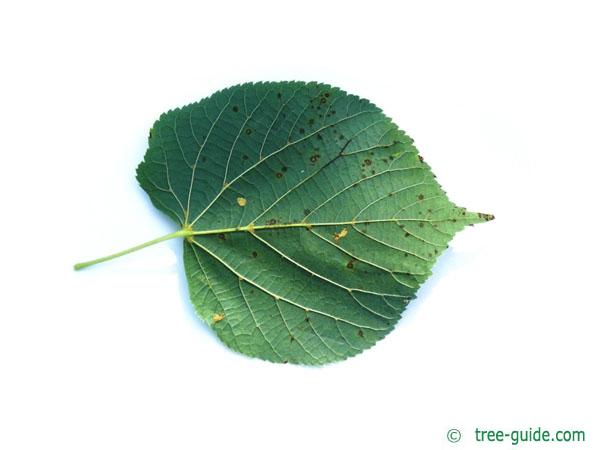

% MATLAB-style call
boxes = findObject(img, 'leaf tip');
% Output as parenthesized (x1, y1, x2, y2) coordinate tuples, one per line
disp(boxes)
(478, 212, 495, 222)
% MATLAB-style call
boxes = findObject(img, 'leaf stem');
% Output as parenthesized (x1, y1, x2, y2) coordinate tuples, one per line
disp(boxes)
(73, 229, 193, 270)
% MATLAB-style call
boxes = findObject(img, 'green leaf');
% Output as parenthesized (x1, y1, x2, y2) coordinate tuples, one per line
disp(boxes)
(76, 81, 493, 365)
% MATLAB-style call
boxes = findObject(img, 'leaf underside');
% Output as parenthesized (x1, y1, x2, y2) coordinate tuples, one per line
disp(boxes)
(136, 81, 492, 365)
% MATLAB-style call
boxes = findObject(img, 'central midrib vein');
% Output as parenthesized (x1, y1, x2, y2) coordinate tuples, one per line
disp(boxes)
(188, 217, 423, 236)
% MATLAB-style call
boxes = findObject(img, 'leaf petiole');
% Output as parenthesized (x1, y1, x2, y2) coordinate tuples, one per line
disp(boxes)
(73, 229, 193, 270)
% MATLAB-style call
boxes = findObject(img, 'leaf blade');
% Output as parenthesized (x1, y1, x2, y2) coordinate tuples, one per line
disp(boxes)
(138, 81, 492, 364)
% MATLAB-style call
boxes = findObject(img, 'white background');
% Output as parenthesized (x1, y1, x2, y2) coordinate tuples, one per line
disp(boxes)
(1, 1, 598, 449)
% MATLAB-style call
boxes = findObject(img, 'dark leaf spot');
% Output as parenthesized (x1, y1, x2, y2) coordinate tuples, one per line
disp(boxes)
(232, 106, 239, 112)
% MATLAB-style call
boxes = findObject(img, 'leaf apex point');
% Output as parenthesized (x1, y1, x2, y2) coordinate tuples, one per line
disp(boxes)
(476, 212, 495, 222)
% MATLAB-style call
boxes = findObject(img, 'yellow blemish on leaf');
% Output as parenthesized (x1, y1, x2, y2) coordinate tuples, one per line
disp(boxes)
(333, 228, 348, 241)
(246, 223, 255, 233)
(237, 197, 247, 207)
(212, 313, 225, 323)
